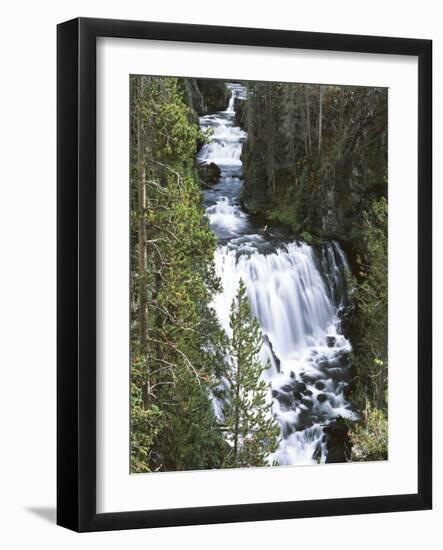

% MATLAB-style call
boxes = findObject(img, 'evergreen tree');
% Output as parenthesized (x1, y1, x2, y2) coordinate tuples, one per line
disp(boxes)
(130, 76, 227, 472)
(223, 279, 280, 468)
(352, 196, 388, 412)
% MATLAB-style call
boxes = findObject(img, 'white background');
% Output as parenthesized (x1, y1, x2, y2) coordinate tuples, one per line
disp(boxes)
(0, 0, 441, 548)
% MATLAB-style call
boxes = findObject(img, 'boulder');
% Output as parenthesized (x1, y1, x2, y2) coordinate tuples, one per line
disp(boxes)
(293, 382, 307, 394)
(326, 335, 336, 347)
(324, 417, 352, 463)
(301, 375, 317, 385)
(198, 162, 221, 185)
(276, 391, 293, 409)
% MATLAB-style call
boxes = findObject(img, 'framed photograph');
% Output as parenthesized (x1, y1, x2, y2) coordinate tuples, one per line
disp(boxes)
(57, 17, 432, 532)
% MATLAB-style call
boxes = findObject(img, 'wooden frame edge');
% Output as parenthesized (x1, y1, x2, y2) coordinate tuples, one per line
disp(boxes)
(57, 17, 432, 532)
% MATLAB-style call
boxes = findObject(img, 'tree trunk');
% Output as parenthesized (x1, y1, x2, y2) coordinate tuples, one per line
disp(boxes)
(305, 86, 312, 157)
(232, 341, 242, 467)
(318, 86, 323, 158)
(265, 84, 276, 194)
(137, 76, 148, 360)
(232, 295, 244, 467)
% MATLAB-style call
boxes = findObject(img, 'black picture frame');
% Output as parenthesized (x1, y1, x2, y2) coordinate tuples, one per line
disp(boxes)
(57, 17, 432, 532)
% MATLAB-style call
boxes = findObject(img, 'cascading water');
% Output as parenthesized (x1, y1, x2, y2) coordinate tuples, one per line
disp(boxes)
(199, 83, 357, 465)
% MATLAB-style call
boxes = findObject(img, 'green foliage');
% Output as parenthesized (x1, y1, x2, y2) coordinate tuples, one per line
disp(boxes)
(349, 400, 388, 462)
(241, 82, 387, 242)
(138, 77, 201, 168)
(351, 197, 388, 412)
(130, 76, 226, 473)
(130, 363, 165, 472)
(346, 197, 388, 462)
(222, 279, 280, 468)
(300, 230, 313, 244)
(195, 79, 231, 113)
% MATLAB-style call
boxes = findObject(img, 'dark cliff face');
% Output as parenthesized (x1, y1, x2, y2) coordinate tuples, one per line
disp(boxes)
(181, 78, 206, 123)
(239, 82, 388, 253)
(196, 79, 231, 113)
(234, 96, 247, 129)
(182, 78, 231, 117)
(180, 78, 232, 156)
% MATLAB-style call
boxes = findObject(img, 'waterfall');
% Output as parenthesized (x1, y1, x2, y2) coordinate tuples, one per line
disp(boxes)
(213, 241, 336, 353)
(199, 83, 357, 466)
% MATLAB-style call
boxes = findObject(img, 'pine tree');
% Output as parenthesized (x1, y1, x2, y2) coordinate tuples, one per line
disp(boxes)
(130, 76, 227, 472)
(223, 279, 280, 468)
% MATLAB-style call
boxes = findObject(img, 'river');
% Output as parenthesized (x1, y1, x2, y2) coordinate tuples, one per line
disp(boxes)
(198, 83, 358, 465)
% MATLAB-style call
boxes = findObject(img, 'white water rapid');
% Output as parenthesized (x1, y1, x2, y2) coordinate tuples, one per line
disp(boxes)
(199, 83, 357, 465)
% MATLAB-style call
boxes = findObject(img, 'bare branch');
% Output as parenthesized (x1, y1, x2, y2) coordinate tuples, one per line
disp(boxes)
(148, 336, 202, 386)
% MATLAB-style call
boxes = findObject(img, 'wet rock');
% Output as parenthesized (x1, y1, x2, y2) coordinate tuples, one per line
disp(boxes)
(301, 374, 320, 385)
(272, 388, 293, 408)
(297, 410, 314, 430)
(304, 389, 313, 396)
(339, 304, 355, 340)
(324, 417, 352, 463)
(263, 334, 281, 373)
(280, 384, 293, 393)
(198, 162, 221, 185)
(312, 447, 321, 462)
(282, 424, 295, 438)
(293, 382, 307, 394)
(196, 136, 205, 155)
(278, 392, 293, 408)
(213, 388, 225, 400)
(315, 381, 326, 391)
(317, 393, 328, 403)
(326, 335, 336, 347)
(290, 371, 295, 379)
(301, 398, 313, 408)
